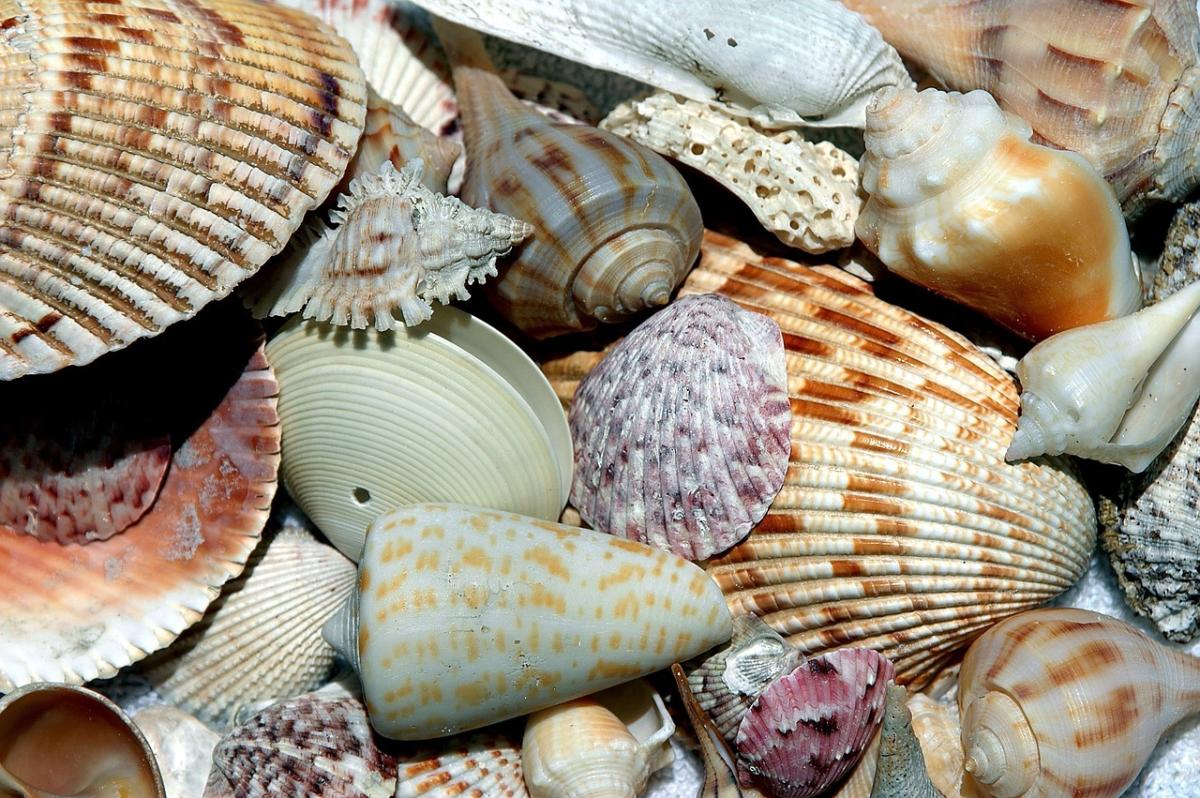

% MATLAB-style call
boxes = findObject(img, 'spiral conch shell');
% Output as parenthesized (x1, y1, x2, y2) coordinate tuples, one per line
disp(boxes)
(958, 608, 1200, 798)
(1007, 278, 1200, 472)
(437, 20, 704, 338)
(840, 0, 1200, 214)
(857, 86, 1141, 342)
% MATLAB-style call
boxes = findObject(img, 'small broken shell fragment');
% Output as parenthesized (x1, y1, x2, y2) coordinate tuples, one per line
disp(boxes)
(340, 87, 462, 195)
(671, 664, 769, 798)
(569, 294, 792, 561)
(869, 684, 942, 798)
(324, 503, 732, 739)
(602, 92, 862, 253)
(0, 684, 164, 798)
(906, 695, 965, 798)
(395, 729, 527, 797)
(133, 705, 220, 798)
(251, 160, 532, 330)
(1007, 278, 1200, 471)
(522, 680, 674, 798)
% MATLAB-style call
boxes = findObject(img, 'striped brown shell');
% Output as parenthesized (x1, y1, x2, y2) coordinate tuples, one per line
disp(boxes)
(0, 0, 366, 379)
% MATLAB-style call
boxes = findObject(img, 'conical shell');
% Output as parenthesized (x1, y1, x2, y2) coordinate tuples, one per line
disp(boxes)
(143, 512, 356, 725)
(569, 293, 792, 561)
(411, 0, 913, 127)
(207, 693, 399, 798)
(0, 683, 164, 798)
(840, 0, 1200, 214)
(869, 684, 942, 798)
(735, 649, 895, 798)
(267, 306, 572, 561)
(133, 705, 220, 798)
(395, 729, 527, 798)
(0, 305, 279, 690)
(0, 0, 367, 380)
(439, 21, 704, 338)
(325, 503, 732, 740)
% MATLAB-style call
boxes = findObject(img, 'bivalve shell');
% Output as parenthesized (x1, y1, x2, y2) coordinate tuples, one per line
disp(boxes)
(132, 705, 220, 798)
(395, 729, 527, 798)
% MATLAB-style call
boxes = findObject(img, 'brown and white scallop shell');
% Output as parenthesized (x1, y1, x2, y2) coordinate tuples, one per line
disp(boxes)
(0, 0, 366, 379)
(0, 304, 280, 690)
(395, 728, 528, 798)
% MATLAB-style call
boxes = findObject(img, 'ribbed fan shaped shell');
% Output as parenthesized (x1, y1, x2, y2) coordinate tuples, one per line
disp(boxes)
(0, 305, 279, 690)
(395, 730, 527, 797)
(0, 0, 366, 379)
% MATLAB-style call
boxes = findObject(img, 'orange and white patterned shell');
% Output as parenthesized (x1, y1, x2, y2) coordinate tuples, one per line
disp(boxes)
(0, 0, 366, 379)
(394, 729, 527, 798)
(341, 503, 732, 740)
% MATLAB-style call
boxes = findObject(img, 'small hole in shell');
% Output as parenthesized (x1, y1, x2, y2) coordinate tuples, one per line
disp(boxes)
(353, 487, 372, 505)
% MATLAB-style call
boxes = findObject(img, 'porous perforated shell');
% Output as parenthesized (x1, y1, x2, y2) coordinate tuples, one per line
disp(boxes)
(0, 0, 366, 379)
(0, 305, 280, 690)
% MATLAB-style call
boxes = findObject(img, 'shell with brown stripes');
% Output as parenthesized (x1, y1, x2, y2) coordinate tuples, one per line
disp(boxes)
(0, 0, 366, 380)
(434, 19, 703, 339)
(838, 0, 1200, 216)
(958, 607, 1200, 798)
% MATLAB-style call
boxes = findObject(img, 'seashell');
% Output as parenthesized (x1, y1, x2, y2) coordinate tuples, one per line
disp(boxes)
(601, 91, 862, 253)
(958, 607, 1200, 798)
(1006, 278, 1200, 472)
(856, 86, 1141, 342)
(869, 684, 942, 798)
(569, 293, 792, 561)
(340, 87, 462, 195)
(323, 503, 732, 740)
(522, 680, 675, 798)
(1152, 200, 1200, 303)
(0, 683, 164, 798)
(143, 513, 356, 725)
(248, 160, 532, 330)
(133, 705, 220, 798)
(839, 0, 1200, 214)
(829, 734, 880, 798)
(735, 649, 894, 798)
(906, 694, 966, 798)
(502, 68, 601, 126)
(207, 693, 398, 798)
(436, 20, 704, 338)
(411, 0, 913, 127)
(683, 232, 1097, 687)
(267, 307, 571, 561)
(395, 728, 527, 798)
(0, 305, 279, 691)
(0, 0, 367, 380)
(687, 614, 805, 748)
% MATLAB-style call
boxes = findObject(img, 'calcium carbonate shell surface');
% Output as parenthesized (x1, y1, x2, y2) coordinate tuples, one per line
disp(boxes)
(0, 0, 367, 379)
(268, 307, 572, 561)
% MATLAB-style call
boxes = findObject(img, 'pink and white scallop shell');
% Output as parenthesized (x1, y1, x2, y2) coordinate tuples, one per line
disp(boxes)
(568, 293, 791, 561)
(735, 649, 894, 798)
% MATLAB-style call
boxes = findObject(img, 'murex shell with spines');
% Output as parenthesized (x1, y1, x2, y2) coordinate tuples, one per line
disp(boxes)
(0, 0, 367, 379)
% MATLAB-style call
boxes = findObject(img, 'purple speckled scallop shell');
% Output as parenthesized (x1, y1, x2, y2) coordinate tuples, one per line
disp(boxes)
(568, 293, 791, 560)
(734, 648, 894, 798)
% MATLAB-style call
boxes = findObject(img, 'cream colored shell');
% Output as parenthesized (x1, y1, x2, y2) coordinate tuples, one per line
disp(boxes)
(267, 307, 572, 561)
(602, 92, 861, 253)
(132, 705, 220, 798)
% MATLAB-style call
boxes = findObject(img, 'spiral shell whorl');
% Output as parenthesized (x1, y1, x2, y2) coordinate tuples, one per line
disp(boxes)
(962, 692, 1038, 798)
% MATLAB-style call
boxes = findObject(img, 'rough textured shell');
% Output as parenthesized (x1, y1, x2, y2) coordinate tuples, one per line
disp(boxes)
(0, 683, 164, 798)
(869, 684, 941, 798)
(330, 503, 732, 739)
(857, 87, 1140, 341)
(411, 0, 912, 127)
(395, 729, 527, 798)
(958, 608, 1200, 798)
(840, 0, 1200, 213)
(132, 705, 220, 798)
(1152, 200, 1200, 302)
(0, 0, 366, 379)
(735, 649, 894, 798)
(144, 516, 356, 725)
(0, 306, 279, 691)
(570, 293, 792, 561)
(601, 91, 862, 253)
(267, 307, 571, 561)
(207, 694, 398, 798)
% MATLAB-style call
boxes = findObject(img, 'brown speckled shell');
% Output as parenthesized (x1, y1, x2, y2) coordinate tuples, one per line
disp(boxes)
(394, 729, 527, 797)
(0, 0, 366, 379)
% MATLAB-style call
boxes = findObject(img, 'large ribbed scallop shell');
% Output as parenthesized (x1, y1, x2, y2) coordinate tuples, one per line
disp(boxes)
(0, 0, 366, 379)
(569, 293, 792, 561)
(0, 305, 279, 690)
(685, 235, 1096, 687)
(840, 0, 1200, 214)
(143, 513, 356, 724)
(395, 729, 527, 798)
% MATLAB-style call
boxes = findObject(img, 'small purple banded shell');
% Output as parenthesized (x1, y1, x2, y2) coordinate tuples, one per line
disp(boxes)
(569, 293, 792, 560)
(735, 649, 894, 798)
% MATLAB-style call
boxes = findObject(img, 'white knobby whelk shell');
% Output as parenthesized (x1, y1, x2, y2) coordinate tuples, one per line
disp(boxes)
(0, 0, 367, 380)
(267, 306, 572, 561)
(570, 293, 792, 561)
(323, 503, 733, 740)
(395, 728, 527, 798)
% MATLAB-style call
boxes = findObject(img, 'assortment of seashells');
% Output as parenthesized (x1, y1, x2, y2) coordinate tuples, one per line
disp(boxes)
(4, 0, 1200, 797)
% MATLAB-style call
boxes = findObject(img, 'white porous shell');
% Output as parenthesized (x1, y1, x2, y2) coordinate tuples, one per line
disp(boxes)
(267, 307, 572, 561)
